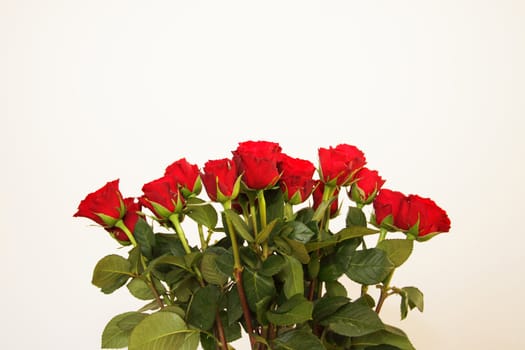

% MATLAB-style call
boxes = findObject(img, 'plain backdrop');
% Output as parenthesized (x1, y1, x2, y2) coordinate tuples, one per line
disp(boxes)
(2, 1, 524, 349)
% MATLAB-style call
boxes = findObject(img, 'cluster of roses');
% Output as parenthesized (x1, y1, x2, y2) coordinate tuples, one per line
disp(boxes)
(74, 141, 450, 243)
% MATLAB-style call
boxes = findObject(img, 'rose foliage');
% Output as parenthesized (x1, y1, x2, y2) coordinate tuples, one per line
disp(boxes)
(74, 141, 451, 350)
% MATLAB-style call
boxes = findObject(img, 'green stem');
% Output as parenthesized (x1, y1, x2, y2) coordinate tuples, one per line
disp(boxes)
(223, 201, 242, 271)
(375, 269, 395, 314)
(377, 228, 387, 244)
(257, 190, 269, 259)
(169, 214, 192, 254)
(284, 202, 294, 221)
(114, 220, 138, 247)
(198, 224, 207, 250)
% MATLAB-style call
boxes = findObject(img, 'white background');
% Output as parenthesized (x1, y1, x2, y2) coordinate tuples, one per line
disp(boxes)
(2, 1, 524, 349)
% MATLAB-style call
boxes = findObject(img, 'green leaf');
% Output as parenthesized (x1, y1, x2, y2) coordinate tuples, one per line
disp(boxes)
(282, 221, 316, 243)
(335, 238, 362, 271)
(128, 312, 199, 350)
(313, 296, 349, 322)
(219, 311, 242, 342)
(153, 234, 186, 257)
(352, 324, 415, 350)
(256, 218, 279, 244)
(260, 254, 285, 276)
(376, 239, 413, 268)
(265, 188, 285, 222)
(284, 238, 310, 264)
(278, 255, 304, 299)
(200, 250, 229, 286)
(214, 249, 234, 277)
(266, 294, 313, 326)
(320, 302, 384, 337)
(312, 197, 336, 222)
(273, 329, 326, 350)
(134, 218, 156, 259)
(242, 267, 276, 311)
(295, 207, 314, 224)
(151, 255, 192, 273)
(185, 197, 218, 229)
(305, 226, 378, 252)
(102, 312, 146, 349)
(92, 254, 132, 294)
(346, 206, 367, 227)
(325, 280, 347, 297)
(227, 287, 243, 325)
(318, 255, 345, 282)
(225, 209, 254, 242)
(127, 278, 155, 300)
(402, 287, 424, 312)
(346, 249, 395, 285)
(187, 285, 221, 330)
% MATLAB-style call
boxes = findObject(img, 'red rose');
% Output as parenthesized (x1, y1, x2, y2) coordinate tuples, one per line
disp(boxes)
(373, 189, 405, 228)
(107, 198, 142, 243)
(278, 154, 316, 204)
(318, 144, 366, 186)
(232, 141, 282, 190)
(350, 168, 386, 205)
(396, 195, 451, 236)
(312, 181, 339, 218)
(164, 158, 202, 196)
(140, 176, 184, 219)
(74, 179, 126, 227)
(202, 158, 240, 202)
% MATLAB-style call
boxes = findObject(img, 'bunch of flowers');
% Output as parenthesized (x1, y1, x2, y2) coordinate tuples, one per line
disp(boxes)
(74, 141, 450, 350)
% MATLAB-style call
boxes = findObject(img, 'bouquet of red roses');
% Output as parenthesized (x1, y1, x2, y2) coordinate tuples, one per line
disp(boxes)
(74, 141, 450, 350)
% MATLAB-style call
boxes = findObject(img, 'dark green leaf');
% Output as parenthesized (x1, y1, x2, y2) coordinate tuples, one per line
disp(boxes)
(325, 280, 347, 297)
(284, 238, 310, 264)
(102, 312, 146, 349)
(242, 267, 276, 311)
(295, 207, 314, 224)
(185, 198, 218, 229)
(283, 221, 316, 243)
(278, 255, 304, 299)
(200, 250, 229, 286)
(187, 285, 221, 330)
(127, 278, 155, 300)
(346, 206, 367, 227)
(306, 226, 378, 252)
(266, 294, 313, 326)
(352, 324, 415, 350)
(319, 255, 345, 282)
(200, 333, 216, 350)
(215, 249, 234, 277)
(346, 249, 395, 285)
(376, 239, 413, 268)
(320, 302, 384, 337)
(335, 238, 361, 271)
(255, 295, 272, 325)
(134, 218, 156, 259)
(128, 312, 199, 350)
(153, 234, 186, 257)
(227, 287, 243, 325)
(312, 296, 349, 323)
(273, 329, 326, 350)
(260, 254, 285, 277)
(92, 255, 132, 294)
(265, 188, 285, 223)
(225, 209, 254, 242)
(219, 311, 241, 342)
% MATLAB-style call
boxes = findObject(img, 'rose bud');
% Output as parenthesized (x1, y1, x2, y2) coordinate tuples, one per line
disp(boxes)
(232, 140, 282, 190)
(372, 189, 405, 230)
(140, 176, 185, 220)
(73, 179, 126, 227)
(395, 194, 451, 237)
(312, 181, 339, 218)
(202, 158, 241, 202)
(164, 158, 202, 197)
(318, 144, 366, 187)
(349, 168, 386, 205)
(106, 198, 142, 244)
(278, 154, 316, 205)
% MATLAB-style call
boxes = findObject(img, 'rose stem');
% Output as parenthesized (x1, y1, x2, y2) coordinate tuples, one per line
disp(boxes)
(375, 269, 395, 314)
(215, 312, 228, 350)
(169, 214, 192, 254)
(256, 190, 269, 259)
(223, 200, 256, 349)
